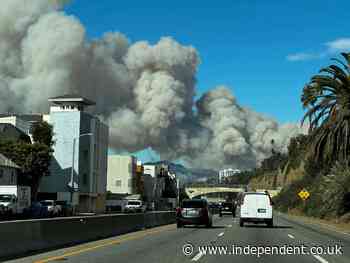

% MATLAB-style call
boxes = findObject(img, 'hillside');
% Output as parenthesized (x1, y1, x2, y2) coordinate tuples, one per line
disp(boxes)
(144, 160, 218, 185)
(248, 160, 306, 190)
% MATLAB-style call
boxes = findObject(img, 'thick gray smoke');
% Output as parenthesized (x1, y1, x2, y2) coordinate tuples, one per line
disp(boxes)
(0, 0, 305, 169)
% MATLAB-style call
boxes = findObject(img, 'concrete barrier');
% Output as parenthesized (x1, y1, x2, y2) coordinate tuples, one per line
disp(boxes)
(0, 211, 175, 260)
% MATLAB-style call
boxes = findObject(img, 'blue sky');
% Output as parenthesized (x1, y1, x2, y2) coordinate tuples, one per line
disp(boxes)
(66, 0, 350, 161)
(65, 0, 350, 123)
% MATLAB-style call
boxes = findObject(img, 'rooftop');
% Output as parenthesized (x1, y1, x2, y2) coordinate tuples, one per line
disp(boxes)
(0, 153, 20, 169)
(0, 114, 43, 122)
(48, 94, 96, 106)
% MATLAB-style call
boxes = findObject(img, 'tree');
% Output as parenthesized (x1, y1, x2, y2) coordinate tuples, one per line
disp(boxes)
(260, 152, 288, 172)
(0, 121, 54, 200)
(301, 52, 350, 166)
(179, 187, 189, 202)
(287, 134, 309, 169)
(32, 121, 54, 147)
(271, 139, 276, 155)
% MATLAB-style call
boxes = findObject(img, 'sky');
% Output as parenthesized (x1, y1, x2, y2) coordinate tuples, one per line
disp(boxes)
(64, 0, 350, 162)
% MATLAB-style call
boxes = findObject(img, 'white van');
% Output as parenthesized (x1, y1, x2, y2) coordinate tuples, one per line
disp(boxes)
(0, 186, 31, 216)
(237, 192, 273, 227)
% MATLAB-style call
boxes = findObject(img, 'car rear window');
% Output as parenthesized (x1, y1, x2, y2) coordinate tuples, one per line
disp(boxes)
(244, 193, 270, 203)
(128, 201, 141, 205)
(182, 200, 206, 208)
(0, 195, 12, 202)
(40, 201, 54, 206)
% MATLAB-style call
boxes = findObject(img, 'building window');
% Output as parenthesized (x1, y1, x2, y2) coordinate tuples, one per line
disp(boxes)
(95, 145, 99, 169)
(83, 173, 88, 185)
(115, 180, 122, 187)
(11, 171, 15, 184)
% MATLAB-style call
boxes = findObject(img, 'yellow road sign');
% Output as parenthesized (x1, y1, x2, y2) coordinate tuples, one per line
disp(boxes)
(298, 189, 310, 201)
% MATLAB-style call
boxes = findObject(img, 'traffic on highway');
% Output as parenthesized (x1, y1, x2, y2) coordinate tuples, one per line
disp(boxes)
(4, 212, 349, 263)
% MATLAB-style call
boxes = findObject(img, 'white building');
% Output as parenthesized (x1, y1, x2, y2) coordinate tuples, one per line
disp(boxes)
(219, 168, 241, 183)
(107, 155, 137, 195)
(143, 165, 159, 178)
(39, 95, 109, 213)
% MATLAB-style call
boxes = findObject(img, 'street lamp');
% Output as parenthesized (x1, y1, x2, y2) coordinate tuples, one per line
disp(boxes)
(68, 133, 93, 205)
(176, 178, 180, 207)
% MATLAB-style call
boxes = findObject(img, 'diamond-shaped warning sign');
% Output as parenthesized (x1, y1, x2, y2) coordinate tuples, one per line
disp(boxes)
(298, 189, 310, 201)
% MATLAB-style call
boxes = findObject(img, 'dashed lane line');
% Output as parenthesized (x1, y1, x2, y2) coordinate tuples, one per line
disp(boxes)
(192, 251, 204, 261)
(312, 255, 329, 263)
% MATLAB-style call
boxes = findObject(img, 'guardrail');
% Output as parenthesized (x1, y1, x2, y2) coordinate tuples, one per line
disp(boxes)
(0, 211, 175, 260)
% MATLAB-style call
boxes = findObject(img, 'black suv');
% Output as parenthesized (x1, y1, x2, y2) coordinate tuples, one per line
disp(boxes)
(219, 201, 236, 217)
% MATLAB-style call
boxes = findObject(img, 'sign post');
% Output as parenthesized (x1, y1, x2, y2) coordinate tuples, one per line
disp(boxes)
(298, 189, 310, 210)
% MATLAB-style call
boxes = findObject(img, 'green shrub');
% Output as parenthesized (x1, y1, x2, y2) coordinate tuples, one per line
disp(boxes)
(274, 162, 350, 219)
(273, 174, 314, 212)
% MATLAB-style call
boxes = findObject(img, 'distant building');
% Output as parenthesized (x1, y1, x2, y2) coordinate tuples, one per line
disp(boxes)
(39, 95, 109, 213)
(218, 168, 241, 183)
(141, 163, 178, 209)
(107, 155, 137, 195)
(135, 161, 144, 196)
(0, 116, 34, 142)
(0, 153, 20, 186)
(0, 123, 31, 143)
(143, 165, 159, 178)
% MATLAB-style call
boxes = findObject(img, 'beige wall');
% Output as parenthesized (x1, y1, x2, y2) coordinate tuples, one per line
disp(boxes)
(107, 155, 136, 194)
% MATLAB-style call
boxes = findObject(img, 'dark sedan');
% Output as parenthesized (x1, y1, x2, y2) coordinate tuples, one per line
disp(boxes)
(219, 201, 236, 217)
(176, 199, 213, 228)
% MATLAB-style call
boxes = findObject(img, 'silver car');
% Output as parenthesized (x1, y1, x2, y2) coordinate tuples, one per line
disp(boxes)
(124, 200, 146, 213)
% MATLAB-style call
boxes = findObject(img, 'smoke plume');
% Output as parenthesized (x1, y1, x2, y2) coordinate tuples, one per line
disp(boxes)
(0, 0, 305, 169)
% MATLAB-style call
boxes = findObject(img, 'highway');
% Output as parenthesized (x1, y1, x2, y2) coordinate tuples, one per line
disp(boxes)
(5, 213, 350, 263)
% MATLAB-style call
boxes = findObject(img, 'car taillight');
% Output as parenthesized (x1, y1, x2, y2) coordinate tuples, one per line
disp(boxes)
(201, 207, 208, 216)
(176, 207, 183, 215)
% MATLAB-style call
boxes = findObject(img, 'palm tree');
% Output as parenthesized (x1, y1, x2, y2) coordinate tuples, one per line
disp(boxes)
(301, 52, 350, 166)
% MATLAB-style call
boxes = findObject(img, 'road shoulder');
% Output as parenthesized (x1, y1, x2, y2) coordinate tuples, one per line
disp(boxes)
(277, 212, 350, 243)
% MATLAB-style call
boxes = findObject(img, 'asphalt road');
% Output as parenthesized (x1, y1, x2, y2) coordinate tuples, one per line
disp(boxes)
(5, 213, 350, 263)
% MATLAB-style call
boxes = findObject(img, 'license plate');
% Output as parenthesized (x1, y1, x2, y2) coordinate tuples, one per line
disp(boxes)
(187, 210, 198, 216)
(258, 209, 266, 213)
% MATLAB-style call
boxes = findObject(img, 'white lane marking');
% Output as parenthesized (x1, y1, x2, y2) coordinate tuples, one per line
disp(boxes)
(313, 255, 329, 263)
(192, 251, 204, 261)
(218, 232, 224, 237)
(287, 234, 295, 239)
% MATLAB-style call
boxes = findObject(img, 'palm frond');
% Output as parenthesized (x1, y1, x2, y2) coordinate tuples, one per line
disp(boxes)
(301, 52, 350, 165)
